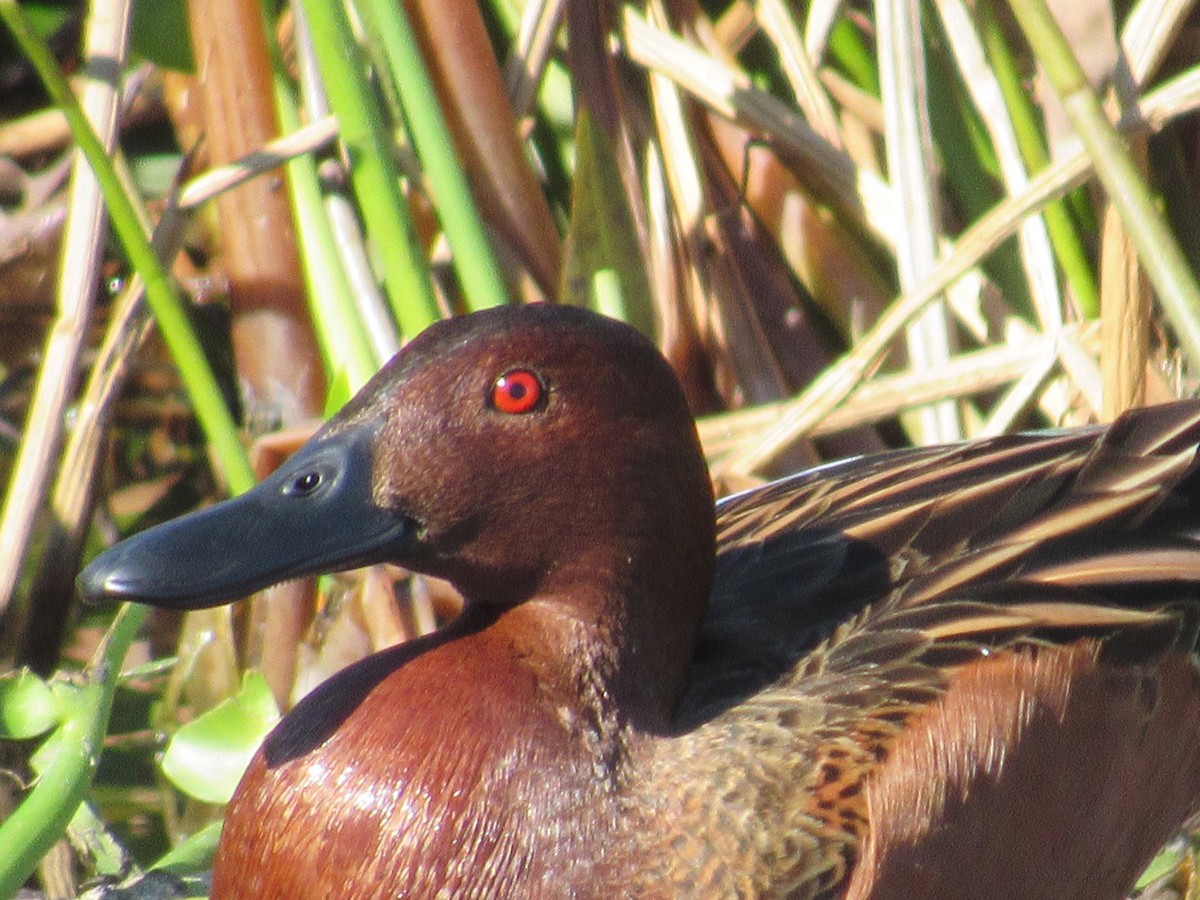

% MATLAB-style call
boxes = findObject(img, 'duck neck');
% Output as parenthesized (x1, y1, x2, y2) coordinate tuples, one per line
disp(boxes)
(449, 414, 718, 747)
(476, 518, 715, 743)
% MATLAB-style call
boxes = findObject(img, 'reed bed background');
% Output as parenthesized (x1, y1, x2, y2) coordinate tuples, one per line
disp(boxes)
(0, 0, 1198, 895)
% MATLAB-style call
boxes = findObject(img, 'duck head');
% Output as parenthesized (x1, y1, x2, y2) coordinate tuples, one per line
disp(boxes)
(80, 304, 716, 656)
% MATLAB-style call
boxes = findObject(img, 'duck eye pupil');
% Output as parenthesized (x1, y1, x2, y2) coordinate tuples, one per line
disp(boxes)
(293, 472, 321, 494)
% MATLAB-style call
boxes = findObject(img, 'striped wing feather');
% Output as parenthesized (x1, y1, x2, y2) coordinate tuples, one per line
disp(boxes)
(649, 403, 1200, 898)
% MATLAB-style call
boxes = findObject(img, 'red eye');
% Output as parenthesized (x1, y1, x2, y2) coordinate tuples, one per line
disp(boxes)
(490, 369, 543, 414)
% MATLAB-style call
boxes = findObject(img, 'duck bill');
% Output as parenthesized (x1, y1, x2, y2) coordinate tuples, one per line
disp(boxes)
(78, 421, 412, 609)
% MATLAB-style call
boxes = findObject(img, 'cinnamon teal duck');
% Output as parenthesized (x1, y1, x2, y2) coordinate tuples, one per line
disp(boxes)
(80, 304, 1200, 899)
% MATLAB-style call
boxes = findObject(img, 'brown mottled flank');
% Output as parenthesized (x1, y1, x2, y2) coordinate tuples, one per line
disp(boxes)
(81, 306, 1200, 898)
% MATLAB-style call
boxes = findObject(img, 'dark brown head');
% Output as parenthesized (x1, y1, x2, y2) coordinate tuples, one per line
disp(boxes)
(79, 305, 716, 660)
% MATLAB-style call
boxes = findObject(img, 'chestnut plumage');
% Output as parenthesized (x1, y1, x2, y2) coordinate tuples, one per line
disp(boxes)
(81, 305, 1200, 898)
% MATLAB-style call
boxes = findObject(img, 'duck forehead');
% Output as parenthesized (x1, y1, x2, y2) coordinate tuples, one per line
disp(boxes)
(321, 337, 491, 437)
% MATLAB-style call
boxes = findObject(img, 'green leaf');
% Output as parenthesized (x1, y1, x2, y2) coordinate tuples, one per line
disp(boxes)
(67, 801, 129, 877)
(11, 1, 71, 40)
(1134, 839, 1188, 889)
(129, 151, 185, 199)
(120, 655, 179, 680)
(28, 715, 66, 774)
(0, 669, 62, 739)
(560, 109, 653, 336)
(324, 366, 353, 418)
(152, 820, 222, 876)
(130, 0, 193, 72)
(160, 671, 280, 805)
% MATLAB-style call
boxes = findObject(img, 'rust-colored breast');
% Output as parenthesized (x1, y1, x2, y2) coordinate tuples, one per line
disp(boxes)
(211, 625, 628, 899)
